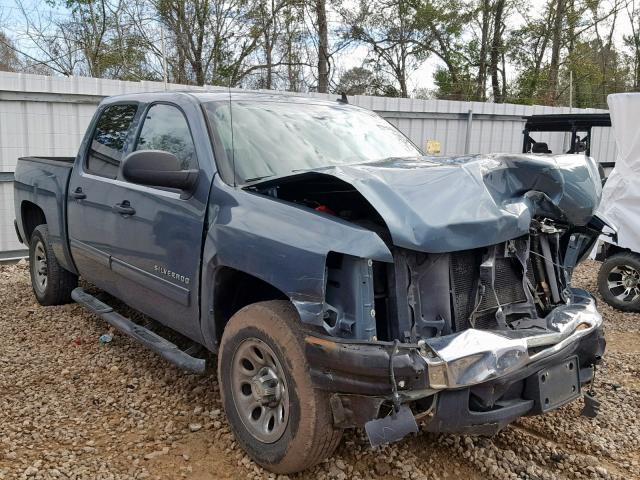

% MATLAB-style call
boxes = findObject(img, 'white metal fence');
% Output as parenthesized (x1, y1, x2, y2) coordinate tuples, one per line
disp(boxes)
(0, 71, 616, 258)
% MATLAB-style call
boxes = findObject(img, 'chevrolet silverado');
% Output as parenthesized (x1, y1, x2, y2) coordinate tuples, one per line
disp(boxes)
(14, 92, 608, 473)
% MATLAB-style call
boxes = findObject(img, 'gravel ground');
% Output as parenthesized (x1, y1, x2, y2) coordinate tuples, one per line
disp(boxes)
(0, 259, 639, 480)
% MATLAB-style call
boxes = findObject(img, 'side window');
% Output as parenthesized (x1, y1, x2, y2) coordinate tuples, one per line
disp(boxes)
(87, 104, 137, 179)
(135, 104, 197, 170)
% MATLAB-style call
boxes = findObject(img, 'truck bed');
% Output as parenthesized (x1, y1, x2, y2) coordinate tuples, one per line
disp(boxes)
(14, 155, 77, 274)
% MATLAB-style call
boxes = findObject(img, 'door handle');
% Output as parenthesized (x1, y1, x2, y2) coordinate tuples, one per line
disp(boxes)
(112, 201, 136, 216)
(70, 187, 86, 200)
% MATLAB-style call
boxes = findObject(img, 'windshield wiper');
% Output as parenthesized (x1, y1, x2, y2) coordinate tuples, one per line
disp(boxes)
(243, 174, 275, 183)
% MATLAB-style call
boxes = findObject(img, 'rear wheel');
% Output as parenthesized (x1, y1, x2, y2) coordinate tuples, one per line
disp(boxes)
(218, 301, 342, 474)
(29, 225, 78, 305)
(598, 252, 640, 312)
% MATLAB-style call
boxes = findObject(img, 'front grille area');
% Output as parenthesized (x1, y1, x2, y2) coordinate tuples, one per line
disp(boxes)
(398, 231, 562, 339)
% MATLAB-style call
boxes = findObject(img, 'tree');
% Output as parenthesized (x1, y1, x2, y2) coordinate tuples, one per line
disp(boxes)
(412, 0, 475, 99)
(315, 0, 329, 92)
(624, 0, 640, 89)
(476, 0, 491, 100)
(334, 66, 399, 96)
(0, 32, 21, 72)
(0, 0, 634, 106)
(545, 0, 567, 104)
(340, 0, 425, 97)
(157, 0, 235, 85)
(245, 0, 313, 90)
(151, 0, 311, 87)
(15, 0, 154, 79)
(432, 65, 477, 100)
(281, 2, 307, 91)
(508, 3, 555, 104)
(253, 0, 288, 89)
(565, 39, 628, 108)
(489, 0, 507, 101)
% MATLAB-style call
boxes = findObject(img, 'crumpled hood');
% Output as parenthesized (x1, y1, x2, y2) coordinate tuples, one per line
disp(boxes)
(258, 154, 603, 253)
(322, 154, 603, 252)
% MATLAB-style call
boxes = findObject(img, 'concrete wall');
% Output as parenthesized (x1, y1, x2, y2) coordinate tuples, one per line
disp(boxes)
(0, 71, 617, 257)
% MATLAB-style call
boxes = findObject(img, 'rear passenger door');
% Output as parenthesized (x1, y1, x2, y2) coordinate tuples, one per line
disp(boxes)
(67, 103, 138, 294)
(107, 102, 208, 340)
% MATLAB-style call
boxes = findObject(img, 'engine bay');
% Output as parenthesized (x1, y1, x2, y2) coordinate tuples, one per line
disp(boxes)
(247, 170, 601, 342)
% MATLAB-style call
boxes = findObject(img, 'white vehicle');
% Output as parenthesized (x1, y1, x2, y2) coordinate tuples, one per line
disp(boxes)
(596, 93, 640, 311)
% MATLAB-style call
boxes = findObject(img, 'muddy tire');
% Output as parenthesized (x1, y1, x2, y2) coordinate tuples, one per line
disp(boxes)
(598, 252, 640, 312)
(218, 300, 342, 474)
(29, 225, 78, 305)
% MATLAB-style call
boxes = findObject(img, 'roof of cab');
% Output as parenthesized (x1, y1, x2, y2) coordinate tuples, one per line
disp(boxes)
(100, 90, 351, 107)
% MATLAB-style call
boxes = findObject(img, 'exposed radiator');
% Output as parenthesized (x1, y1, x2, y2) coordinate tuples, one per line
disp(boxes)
(450, 241, 537, 331)
(450, 251, 479, 331)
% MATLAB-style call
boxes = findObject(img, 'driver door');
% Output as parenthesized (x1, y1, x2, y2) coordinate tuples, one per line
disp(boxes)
(107, 102, 208, 340)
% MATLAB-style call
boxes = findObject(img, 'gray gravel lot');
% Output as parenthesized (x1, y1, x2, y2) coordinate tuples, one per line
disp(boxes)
(0, 260, 638, 480)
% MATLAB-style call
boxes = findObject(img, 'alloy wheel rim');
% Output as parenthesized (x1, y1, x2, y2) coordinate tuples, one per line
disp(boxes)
(607, 264, 640, 302)
(33, 240, 48, 294)
(230, 337, 289, 443)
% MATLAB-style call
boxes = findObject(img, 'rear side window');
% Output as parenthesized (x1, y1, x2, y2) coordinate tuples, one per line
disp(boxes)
(87, 104, 137, 179)
(135, 104, 197, 170)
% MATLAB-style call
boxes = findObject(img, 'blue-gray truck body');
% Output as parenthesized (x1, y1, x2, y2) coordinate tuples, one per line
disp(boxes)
(14, 91, 608, 438)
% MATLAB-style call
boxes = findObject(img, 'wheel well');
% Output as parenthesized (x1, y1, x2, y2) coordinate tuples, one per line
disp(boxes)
(599, 242, 633, 261)
(21, 201, 46, 242)
(213, 267, 288, 340)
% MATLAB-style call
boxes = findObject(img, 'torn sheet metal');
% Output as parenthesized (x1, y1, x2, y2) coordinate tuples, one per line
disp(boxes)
(200, 177, 393, 332)
(421, 288, 602, 389)
(598, 93, 640, 253)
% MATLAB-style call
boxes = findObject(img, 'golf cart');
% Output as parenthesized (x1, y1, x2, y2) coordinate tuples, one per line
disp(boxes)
(522, 113, 611, 182)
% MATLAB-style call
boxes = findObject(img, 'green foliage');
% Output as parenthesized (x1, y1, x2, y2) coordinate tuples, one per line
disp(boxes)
(8, 0, 640, 105)
(563, 40, 630, 109)
(334, 67, 400, 96)
(432, 66, 477, 100)
(339, 0, 427, 96)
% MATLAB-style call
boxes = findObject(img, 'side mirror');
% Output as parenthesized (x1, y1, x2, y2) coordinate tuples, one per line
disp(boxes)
(122, 150, 198, 191)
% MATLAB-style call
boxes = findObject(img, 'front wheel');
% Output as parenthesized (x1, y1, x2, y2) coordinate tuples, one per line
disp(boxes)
(29, 225, 78, 305)
(597, 252, 640, 312)
(218, 301, 342, 474)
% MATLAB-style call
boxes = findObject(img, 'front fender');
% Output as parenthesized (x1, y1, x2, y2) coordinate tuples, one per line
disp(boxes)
(199, 178, 392, 351)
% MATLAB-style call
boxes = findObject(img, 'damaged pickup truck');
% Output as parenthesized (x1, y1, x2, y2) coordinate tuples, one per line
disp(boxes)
(14, 92, 608, 474)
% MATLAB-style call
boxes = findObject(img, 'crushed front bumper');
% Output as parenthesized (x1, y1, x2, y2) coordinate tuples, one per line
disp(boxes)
(421, 288, 603, 389)
(305, 288, 605, 432)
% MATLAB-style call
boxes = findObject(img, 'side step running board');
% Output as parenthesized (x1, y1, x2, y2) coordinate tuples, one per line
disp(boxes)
(72, 287, 206, 373)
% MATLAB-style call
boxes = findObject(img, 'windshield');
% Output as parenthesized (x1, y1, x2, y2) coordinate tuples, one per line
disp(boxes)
(204, 100, 422, 184)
